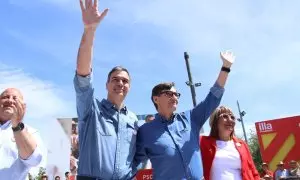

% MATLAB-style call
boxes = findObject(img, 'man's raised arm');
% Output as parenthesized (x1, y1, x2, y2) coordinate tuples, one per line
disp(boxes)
(76, 0, 108, 76)
(190, 51, 235, 130)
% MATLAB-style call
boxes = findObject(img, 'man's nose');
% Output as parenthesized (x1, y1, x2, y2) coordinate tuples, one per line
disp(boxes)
(116, 79, 124, 86)
(6, 96, 14, 103)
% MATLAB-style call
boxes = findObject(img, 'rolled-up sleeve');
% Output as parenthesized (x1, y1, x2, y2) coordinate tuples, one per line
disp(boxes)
(210, 82, 225, 98)
(20, 131, 46, 167)
(20, 146, 43, 167)
(74, 72, 95, 121)
(190, 83, 225, 131)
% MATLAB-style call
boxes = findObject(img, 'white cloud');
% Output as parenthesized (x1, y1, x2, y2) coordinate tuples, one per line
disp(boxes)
(0, 63, 74, 120)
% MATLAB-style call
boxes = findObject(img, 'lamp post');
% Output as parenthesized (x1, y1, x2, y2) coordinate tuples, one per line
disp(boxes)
(237, 100, 248, 144)
(184, 52, 202, 133)
(184, 52, 201, 107)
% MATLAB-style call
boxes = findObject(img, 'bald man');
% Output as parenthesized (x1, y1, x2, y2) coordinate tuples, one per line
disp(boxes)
(0, 88, 46, 180)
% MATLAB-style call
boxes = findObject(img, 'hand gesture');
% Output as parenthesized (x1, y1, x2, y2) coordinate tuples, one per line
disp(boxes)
(220, 50, 235, 68)
(11, 98, 26, 127)
(80, 0, 109, 30)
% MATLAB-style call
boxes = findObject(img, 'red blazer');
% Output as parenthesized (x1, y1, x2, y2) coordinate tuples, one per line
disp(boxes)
(200, 136, 260, 180)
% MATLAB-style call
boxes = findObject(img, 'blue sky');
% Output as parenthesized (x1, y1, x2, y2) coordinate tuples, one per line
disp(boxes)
(1, 0, 300, 176)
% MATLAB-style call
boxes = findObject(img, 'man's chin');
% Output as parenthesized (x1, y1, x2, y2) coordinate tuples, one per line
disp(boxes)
(110, 93, 126, 101)
(1, 111, 13, 120)
(170, 106, 177, 112)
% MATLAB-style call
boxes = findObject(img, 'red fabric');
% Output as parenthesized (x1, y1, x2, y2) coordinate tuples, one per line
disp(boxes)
(200, 136, 260, 180)
(260, 170, 273, 178)
(69, 175, 76, 180)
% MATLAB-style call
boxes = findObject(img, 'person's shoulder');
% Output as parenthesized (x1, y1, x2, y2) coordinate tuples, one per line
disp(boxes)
(138, 121, 150, 131)
(177, 111, 191, 119)
(126, 110, 140, 127)
(233, 136, 245, 143)
(233, 137, 250, 149)
(127, 110, 138, 120)
(138, 119, 157, 132)
(200, 135, 214, 143)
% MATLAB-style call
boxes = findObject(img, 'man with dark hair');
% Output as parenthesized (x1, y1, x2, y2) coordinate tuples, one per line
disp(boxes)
(145, 114, 154, 123)
(275, 161, 288, 180)
(74, 0, 138, 179)
(135, 51, 235, 179)
(65, 172, 70, 180)
(54, 176, 61, 180)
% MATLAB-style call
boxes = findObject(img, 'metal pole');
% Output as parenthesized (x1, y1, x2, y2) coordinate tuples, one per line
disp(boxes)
(184, 52, 197, 107)
(184, 52, 203, 134)
(237, 100, 248, 144)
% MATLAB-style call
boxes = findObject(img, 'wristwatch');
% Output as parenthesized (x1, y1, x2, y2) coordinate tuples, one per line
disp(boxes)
(221, 66, 231, 73)
(12, 122, 25, 132)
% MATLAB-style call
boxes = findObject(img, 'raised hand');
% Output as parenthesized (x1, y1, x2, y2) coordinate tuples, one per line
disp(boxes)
(11, 98, 26, 127)
(80, 0, 109, 30)
(220, 50, 235, 68)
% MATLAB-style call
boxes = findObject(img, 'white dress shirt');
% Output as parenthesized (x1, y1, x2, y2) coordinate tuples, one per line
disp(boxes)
(0, 121, 46, 180)
(210, 140, 242, 180)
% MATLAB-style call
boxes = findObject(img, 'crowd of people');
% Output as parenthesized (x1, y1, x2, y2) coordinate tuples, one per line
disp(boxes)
(70, 119, 79, 179)
(38, 171, 71, 180)
(260, 161, 300, 180)
(1, 0, 299, 180)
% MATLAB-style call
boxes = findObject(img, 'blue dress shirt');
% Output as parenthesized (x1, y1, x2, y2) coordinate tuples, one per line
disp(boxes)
(135, 83, 224, 180)
(74, 73, 138, 180)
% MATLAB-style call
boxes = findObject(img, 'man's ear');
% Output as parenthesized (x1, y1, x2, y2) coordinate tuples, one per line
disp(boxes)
(153, 96, 159, 104)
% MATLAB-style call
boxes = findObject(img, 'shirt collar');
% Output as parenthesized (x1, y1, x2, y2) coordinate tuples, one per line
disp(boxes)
(0, 120, 11, 130)
(101, 98, 128, 114)
(155, 113, 177, 123)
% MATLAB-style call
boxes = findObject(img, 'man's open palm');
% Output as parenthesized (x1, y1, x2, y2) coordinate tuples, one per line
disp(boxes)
(80, 0, 108, 29)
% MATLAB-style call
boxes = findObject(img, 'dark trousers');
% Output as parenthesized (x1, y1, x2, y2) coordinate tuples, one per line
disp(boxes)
(76, 175, 98, 180)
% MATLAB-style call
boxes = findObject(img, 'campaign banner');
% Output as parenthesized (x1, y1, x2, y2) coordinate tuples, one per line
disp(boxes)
(255, 115, 300, 171)
(135, 169, 153, 180)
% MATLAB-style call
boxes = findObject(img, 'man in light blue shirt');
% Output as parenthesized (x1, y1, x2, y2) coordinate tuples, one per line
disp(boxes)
(135, 51, 235, 179)
(75, 0, 138, 179)
(275, 161, 288, 180)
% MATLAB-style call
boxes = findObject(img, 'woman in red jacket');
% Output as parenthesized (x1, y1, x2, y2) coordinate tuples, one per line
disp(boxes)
(200, 106, 260, 180)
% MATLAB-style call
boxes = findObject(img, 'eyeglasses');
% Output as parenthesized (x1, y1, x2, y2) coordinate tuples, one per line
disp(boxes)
(160, 91, 181, 98)
(219, 113, 236, 121)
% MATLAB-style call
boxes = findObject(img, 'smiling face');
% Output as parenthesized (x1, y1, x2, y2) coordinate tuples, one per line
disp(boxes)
(151, 82, 180, 116)
(217, 112, 236, 138)
(0, 88, 24, 123)
(154, 87, 180, 113)
(209, 106, 236, 140)
(106, 70, 130, 103)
